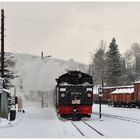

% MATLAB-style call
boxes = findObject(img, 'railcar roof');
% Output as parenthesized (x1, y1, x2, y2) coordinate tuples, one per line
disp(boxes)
(103, 85, 134, 89)
(59, 84, 93, 86)
(111, 88, 134, 94)
(134, 81, 140, 84)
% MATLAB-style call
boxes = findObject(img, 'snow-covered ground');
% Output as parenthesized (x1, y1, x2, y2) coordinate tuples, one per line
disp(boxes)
(93, 104, 140, 120)
(0, 103, 140, 138)
(92, 104, 140, 138)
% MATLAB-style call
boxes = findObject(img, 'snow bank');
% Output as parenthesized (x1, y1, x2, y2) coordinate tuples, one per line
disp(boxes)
(0, 118, 10, 128)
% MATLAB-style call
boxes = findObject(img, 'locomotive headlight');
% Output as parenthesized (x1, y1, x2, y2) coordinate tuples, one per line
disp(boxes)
(86, 88, 92, 91)
(61, 93, 65, 97)
(60, 88, 66, 92)
(87, 93, 92, 97)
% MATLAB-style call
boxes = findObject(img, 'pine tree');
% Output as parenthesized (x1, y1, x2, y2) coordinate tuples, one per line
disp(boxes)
(105, 38, 122, 86)
(0, 52, 15, 89)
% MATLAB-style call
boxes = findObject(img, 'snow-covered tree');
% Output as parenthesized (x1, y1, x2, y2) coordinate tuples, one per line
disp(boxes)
(105, 38, 122, 86)
(0, 53, 15, 89)
(124, 43, 140, 81)
(90, 40, 106, 85)
(131, 43, 140, 78)
(119, 56, 135, 85)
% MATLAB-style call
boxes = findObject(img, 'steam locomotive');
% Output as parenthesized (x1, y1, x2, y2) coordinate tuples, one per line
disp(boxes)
(55, 71, 93, 120)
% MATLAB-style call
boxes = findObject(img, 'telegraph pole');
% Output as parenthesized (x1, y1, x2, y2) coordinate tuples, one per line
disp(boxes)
(1, 9, 4, 78)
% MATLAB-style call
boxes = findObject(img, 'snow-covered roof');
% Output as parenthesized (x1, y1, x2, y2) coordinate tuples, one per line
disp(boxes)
(93, 85, 134, 94)
(111, 88, 134, 94)
(117, 85, 134, 88)
(103, 85, 134, 89)
(134, 81, 140, 84)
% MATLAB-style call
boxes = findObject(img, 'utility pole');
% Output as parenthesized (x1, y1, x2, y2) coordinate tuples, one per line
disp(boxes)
(1, 9, 4, 78)
(1, 9, 4, 79)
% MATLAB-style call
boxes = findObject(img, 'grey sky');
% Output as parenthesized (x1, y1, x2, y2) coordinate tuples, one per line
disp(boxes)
(1, 2, 140, 64)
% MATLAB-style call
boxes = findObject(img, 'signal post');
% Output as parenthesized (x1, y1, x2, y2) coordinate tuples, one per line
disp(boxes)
(98, 86, 103, 120)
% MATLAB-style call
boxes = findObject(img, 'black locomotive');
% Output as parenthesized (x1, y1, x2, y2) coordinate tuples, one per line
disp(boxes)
(55, 70, 93, 120)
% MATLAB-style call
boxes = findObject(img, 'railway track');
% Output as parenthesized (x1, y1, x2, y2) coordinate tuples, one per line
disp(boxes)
(93, 112, 140, 124)
(71, 120, 104, 137)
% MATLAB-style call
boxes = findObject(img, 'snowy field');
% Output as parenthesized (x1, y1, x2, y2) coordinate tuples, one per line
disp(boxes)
(93, 104, 140, 120)
(0, 103, 140, 138)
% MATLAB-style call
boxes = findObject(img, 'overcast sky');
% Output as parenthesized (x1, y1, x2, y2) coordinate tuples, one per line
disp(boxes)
(1, 2, 140, 64)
